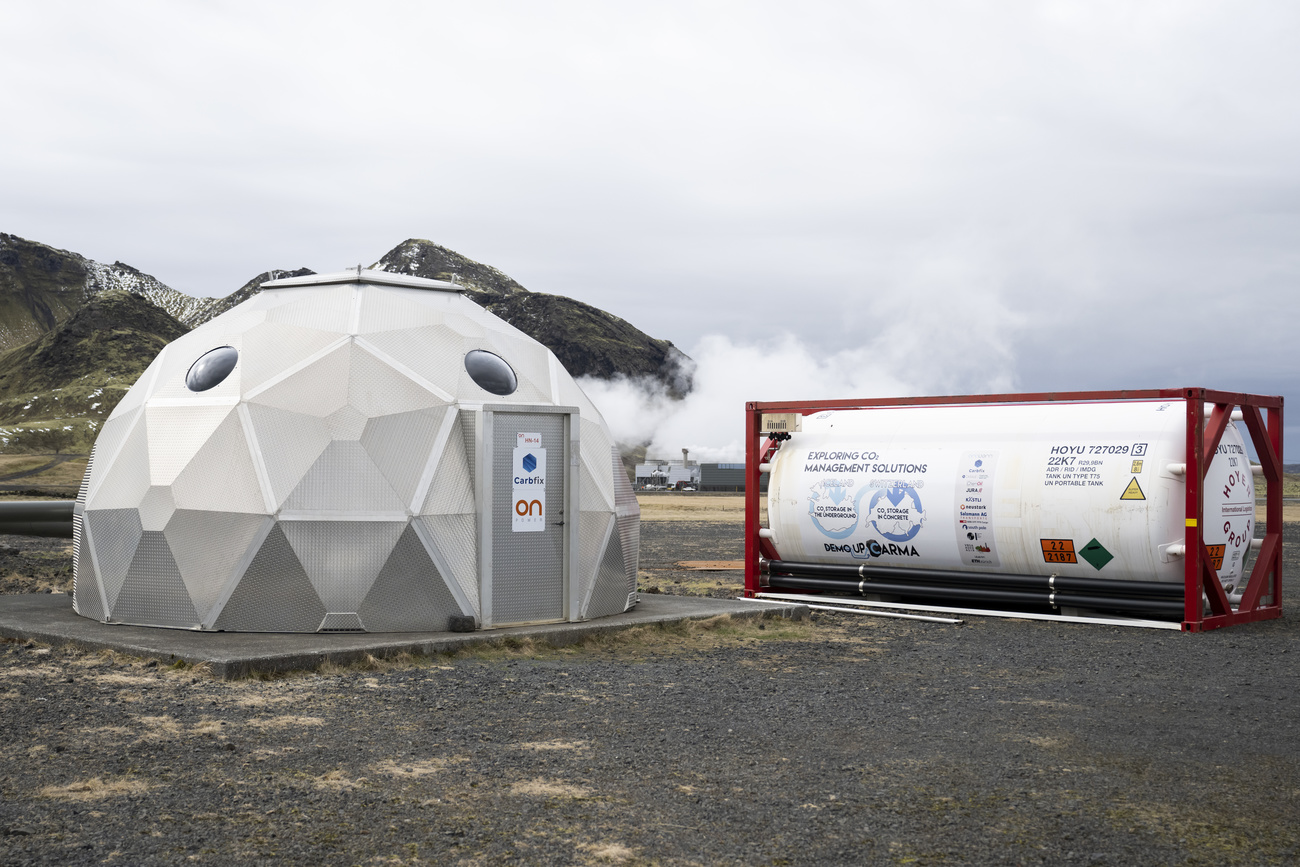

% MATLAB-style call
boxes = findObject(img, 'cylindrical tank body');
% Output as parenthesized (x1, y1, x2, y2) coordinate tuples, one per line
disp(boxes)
(766, 400, 1255, 595)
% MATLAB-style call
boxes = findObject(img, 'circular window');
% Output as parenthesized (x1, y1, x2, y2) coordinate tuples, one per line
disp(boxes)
(185, 346, 239, 392)
(464, 350, 517, 396)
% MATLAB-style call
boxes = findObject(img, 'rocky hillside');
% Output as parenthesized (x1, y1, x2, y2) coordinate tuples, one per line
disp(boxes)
(0, 289, 189, 448)
(374, 240, 689, 392)
(0, 234, 209, 349)
(0, 233, 689, 450)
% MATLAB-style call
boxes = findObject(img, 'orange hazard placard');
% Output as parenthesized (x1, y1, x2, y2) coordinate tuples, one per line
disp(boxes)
(1040, 538, 1077, 564)
(1206, 544, 1225, 571)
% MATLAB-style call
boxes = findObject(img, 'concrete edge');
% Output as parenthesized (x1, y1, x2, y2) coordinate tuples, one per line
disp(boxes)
(0, 595, 810, 680)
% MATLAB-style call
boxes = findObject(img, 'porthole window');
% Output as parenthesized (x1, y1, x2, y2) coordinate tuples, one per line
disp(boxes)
(186, 346, 239, 392)
(464, 349, 517, 396)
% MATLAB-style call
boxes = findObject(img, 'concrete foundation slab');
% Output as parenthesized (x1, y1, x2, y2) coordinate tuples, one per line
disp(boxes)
(0, 593, 808, 679)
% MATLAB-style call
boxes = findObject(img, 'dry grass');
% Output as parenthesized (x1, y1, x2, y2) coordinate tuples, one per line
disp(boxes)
(0, 455, 55, 476)
(38, 777, 152, 801)
(509, 778, 593, 798)
(636, 494, 758, 522)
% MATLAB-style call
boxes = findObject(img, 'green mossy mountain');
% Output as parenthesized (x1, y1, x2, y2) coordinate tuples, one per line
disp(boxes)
(0, 289, 189, 441)
(0, 233, 686, 446)
(374, 240, 689, 392)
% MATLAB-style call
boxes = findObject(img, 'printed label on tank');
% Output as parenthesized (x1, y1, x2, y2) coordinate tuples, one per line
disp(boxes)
(956, 451, 999, 566)
(1120, 478, 1146, 500)
(1044, 442, 1141, 488)
(1040, 539, 1077, 564)
(800, 449, 934, 563)
(512, 432, 546, 532)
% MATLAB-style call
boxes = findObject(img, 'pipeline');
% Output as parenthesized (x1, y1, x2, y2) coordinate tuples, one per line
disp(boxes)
(764, 559, 1183, 599)
(763, 563, 1186, 621)
(0, 501, 75, 538)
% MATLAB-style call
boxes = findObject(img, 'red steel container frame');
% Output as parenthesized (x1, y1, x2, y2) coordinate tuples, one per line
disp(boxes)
(744, 388, 1284, 632)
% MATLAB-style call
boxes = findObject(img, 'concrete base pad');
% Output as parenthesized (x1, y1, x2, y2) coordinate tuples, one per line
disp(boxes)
(0, 593, 808, 679)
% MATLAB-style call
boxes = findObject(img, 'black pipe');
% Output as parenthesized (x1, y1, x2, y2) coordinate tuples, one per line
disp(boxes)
(0, 501, 75, 539)
(766, 559, 1183, 600)
(765, 574, 1186, 621)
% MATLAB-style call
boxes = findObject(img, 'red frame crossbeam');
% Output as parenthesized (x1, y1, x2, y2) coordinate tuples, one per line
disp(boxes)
(744, 387, 1284, 632)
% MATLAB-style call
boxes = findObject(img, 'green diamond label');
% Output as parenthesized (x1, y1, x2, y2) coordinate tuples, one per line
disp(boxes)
(1079, 538, 1113, 571)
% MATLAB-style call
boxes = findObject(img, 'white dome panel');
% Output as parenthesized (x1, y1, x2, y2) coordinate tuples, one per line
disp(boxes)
(361, 406, 450, 508)
(169, 410, 266, 514)
(282, 519, 407, 612)
(264, 284, 355, 333)
(283, 441, 406, 514)
(247, 341, 351, 417)
(239, 322, 345, 394)
(165, 510, 268, 622)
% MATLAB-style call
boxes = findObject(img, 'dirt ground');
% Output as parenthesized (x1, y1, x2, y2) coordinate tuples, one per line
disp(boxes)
(0, 494, 1296, 866)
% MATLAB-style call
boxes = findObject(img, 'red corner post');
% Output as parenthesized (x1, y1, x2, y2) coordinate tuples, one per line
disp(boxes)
(743, 402, 762, 597)
(1182, 389, 1284, 632)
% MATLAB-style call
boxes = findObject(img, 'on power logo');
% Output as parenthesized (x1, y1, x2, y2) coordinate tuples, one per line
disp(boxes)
(512, 432, 546, 532)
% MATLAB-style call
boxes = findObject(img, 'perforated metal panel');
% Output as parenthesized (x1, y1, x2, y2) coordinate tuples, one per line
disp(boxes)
(283, 441, 406, 514)
(577, 511, 613, 611)
(169, 410, 266, 514)
(491, 412, 566, 625)
(212, 524, 326, 632)
(264, 284, 355, 332)
(244, 403, 332, 508)
(421, 415, 474, 515)
(86, 411, 150, 510)
(165, 510, 267, 622)
(113, 532, 198, 628)
(72, 516, 105, 622)
(587, 523, 631, 618)
(85, 508, 143, 610)
(361, 326, 468, 396)
(611, 446, 641, 590)
(358, 525, 463, 630)
(145, 404, 235, 486)
(239, 321, 343, 394)
(357, 285, 449, 333)
(349, 343, 445, 417)
(281, 520, 406, 612)
(84, 407, 140, 502)
(248, 340, 351, 416)
(416, 514, 479, 611)
(581, 419, 616, 509)
(361, 406, 449, 507)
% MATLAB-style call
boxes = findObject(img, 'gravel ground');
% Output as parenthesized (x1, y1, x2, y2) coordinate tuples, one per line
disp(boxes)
(0, 523, 1297, 866)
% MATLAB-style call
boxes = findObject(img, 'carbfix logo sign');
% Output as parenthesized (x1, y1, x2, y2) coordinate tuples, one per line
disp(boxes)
(512, 433, 545, 532)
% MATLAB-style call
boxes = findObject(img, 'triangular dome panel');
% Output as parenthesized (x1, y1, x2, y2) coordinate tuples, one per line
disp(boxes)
(111, 532, 198, 628)
(212, 523, 327, 632)
(247, 340, 351, 417)
(84, 508, 143, 611)
(281, 520, 407, 612)
(361, 406, 450, 508)
(283, 441, 407, 514)
(244, 403, 332, 509)
(358, 525, 464, 631)
(420, 415, 474, 516)
(349, 343, 446, 417)
(170, 410, 266, 514)
(415, 514, 479, 612)
(165, 510, 269, 623)
(145, 404, 235, 486)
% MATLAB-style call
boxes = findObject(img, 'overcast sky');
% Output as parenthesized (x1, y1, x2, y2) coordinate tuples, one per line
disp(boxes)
(3, 1, 1297, 458)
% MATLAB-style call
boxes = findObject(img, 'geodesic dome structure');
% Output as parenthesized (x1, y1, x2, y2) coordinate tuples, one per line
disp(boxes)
(72, 269, 639, 632)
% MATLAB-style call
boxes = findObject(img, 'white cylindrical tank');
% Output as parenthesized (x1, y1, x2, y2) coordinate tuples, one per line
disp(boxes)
(765, 399, 1255, 595)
